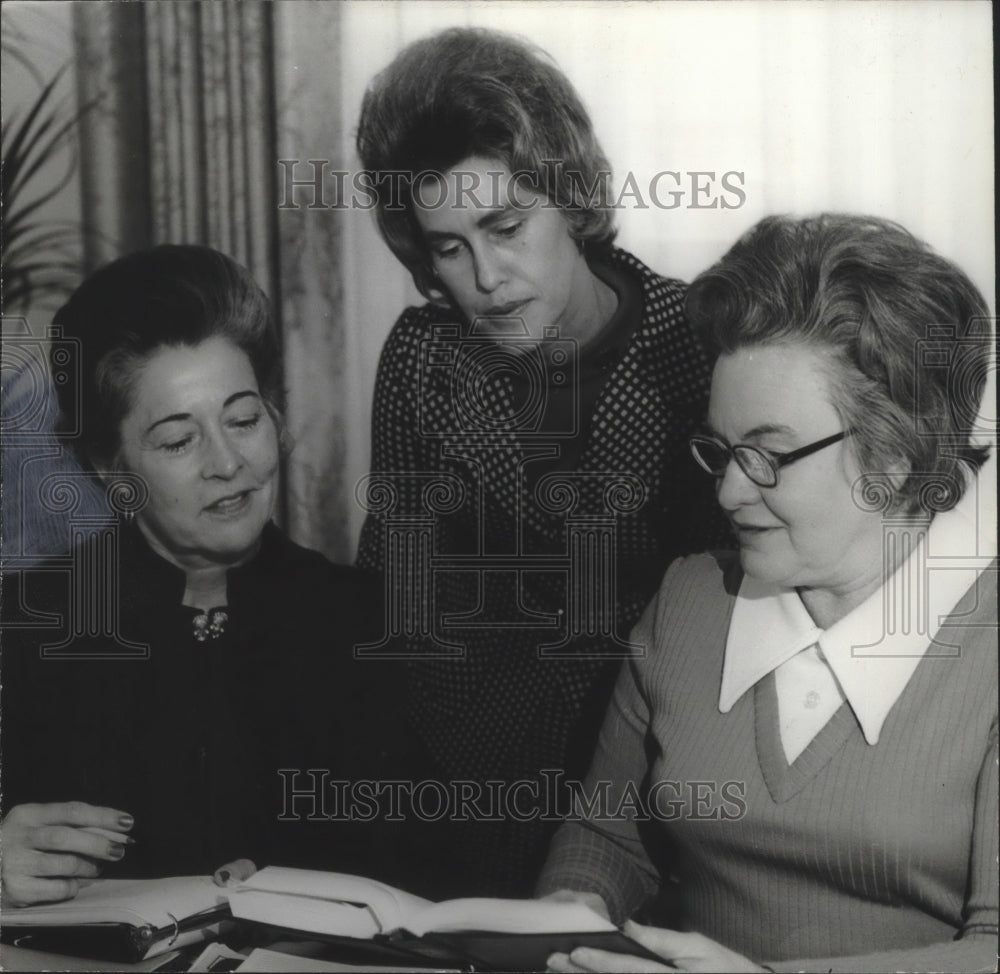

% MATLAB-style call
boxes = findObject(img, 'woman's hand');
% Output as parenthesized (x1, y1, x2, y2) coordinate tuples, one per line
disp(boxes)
(0, 802, 135, 908)
(213, 858, 257, 887)
(547, 920, 767, 973)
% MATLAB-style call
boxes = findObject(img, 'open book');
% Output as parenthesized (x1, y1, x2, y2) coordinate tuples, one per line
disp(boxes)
(227, 867, 663, 971)
(227, 866, 611, 939)
(1, 876, 229, 961)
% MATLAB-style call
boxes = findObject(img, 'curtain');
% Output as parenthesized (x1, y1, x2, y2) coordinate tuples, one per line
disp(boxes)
(70, 0, 355, 562)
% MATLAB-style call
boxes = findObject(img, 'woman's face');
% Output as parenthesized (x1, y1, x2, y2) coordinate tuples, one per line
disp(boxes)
(412, 155, 599, 341)
(114, 336, 279, 570)
(708, 344, 887, 602)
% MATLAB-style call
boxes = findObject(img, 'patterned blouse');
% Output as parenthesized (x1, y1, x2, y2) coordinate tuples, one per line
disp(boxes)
(356, 246, 729, 895)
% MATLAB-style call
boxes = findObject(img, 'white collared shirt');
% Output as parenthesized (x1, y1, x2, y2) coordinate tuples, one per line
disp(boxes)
(719, 454, 996, 762)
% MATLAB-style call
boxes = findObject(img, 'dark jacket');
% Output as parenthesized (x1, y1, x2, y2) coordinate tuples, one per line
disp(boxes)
(2, 521, 412, 880)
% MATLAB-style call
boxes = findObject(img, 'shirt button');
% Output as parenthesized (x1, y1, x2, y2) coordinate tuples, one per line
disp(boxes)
(805, 690, 820, 709)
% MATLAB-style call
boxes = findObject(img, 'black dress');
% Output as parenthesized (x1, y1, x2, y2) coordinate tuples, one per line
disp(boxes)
(1, 521, 417, 882)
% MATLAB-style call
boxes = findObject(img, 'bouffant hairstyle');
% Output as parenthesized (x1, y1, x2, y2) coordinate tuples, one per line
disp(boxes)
(51, 245, 282, 468)
(356, 27, 617, 299)
(686, 214, 991, 514)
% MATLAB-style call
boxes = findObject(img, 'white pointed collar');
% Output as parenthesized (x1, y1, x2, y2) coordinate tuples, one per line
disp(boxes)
(719, 466, 994, 745)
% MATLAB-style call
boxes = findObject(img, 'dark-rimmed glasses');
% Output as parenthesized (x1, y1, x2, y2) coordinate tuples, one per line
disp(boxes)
(689, 430, 851, 489)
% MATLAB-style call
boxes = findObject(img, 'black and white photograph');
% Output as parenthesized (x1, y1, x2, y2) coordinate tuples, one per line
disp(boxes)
(1, 1, 996, 971)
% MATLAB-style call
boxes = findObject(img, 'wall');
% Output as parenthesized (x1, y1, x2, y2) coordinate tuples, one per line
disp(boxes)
(336, 0, 995, 553)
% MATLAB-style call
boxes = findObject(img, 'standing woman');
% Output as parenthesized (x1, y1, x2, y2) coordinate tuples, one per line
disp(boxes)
(355, 27, 726, 896)
(1, 246, 393, 907)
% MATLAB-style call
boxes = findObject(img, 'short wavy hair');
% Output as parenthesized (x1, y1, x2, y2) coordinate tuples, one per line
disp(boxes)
(51, 245, 283, 469)
(356, 27, 617, 300)
(686, 214, 991, 515)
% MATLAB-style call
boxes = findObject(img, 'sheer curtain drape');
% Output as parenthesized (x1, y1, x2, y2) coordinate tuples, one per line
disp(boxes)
(72, 0, 355, 561)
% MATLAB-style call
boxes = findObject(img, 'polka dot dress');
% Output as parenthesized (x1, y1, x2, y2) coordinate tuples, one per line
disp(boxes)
(356, 247, 730, 894)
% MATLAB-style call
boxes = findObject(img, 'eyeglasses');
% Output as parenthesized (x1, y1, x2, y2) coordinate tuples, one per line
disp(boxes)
(689, 430, 851, 489)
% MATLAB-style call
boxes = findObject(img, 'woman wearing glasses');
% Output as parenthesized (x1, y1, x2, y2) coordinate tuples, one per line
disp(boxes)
(539, 214, 997, 972)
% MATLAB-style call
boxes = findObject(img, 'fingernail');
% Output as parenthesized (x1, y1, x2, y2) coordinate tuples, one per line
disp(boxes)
(109, 842, 126, 860)
(218, 869, 230, 882)
(123, 835, 137, 845)
(118, 814, 134, 830)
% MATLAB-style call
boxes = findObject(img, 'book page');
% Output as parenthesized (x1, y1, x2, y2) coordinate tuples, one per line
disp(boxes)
(229, 867, 433, 934)
(227, 889, 382, 938)
(2, 877, 225, 929)
(407, 896, 615, 937)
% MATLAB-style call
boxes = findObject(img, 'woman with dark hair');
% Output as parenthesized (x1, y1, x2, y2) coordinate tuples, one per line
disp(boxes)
(539, 215, 997, 972)
(355, 27, 727, 897)
(1, 246, 394, 907)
